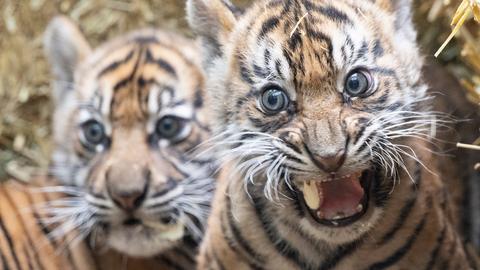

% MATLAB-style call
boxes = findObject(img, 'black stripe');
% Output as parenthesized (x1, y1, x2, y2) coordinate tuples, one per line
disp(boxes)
(38, 191, 77, 269)
(352, 118, 369, 145)
(370, 67, 396, 76)
(355, 136, 369, 155)
(465, 242, 480, 270)
(320, 238, 364, 270)
(373, 92, 389, 105)
(194, 87, 203, 108)
(423, 223, 447, 270)
(275, 59, 285, 80)
(148, 178, 180, 205)
(161, 149, 192, 178)
(0, 250, 9, 270)
(304, 25, 333, 57)
(221, 0, 243, 16)
(288, 30, 303, 51)
(212, 249, 227, 270)
(285, 187, 305, 217)
(22, 247, 34, 270)
(366, 200, 430, 270)
(133, 36, 159, 44)
(220, 214, 263, 270)
(344, 35, 355, 64)
(4, 191, 45, 270)
(239, 57, 255, 84)
(112, 46, 144, 91)
(172, 247, 196, 266)
(145, 49, 178, 78)
(248, 185, 313, 269)
(0, 219, 21, 270)
(137, 77, 156, 87)
(438, 235, 459, 270)
(253, 64, 270, 78)
(304, 2, 353, 25)
(156, 256, 186, 270)
(98, 50, 135, 77)
(264, 48, 271, 67)
(282, 48, 298, 88)
(26, 245, 43, 270)
(225, 195, 265, 265)
(373, 39, 384, 57)
(112, 77, 131, 91)
(377, 163, 420, 245)
(278, 133, 302, 154)
(259, 17, 280, 38)
(377, 194, 417, 244)
(25, 193, 57, 247)
(355, 41, 369, 62)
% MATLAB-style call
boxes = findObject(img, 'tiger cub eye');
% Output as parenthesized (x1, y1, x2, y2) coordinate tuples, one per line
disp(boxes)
(156, 116, 183, 139)
(260, 87, 290, 114)
(345, 69, 373, 97)
(81, 120, 106, 145)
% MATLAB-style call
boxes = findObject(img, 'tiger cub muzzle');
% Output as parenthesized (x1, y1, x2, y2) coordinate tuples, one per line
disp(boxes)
(291, 120, 377, 227)
(90, 154, 188, 257)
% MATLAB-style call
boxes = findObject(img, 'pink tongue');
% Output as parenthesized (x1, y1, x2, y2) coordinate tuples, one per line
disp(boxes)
(319, 177, 364, 219)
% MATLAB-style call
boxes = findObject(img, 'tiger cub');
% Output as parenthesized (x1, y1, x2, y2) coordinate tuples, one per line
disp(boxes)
(41, 16, 215, 269)
(0, 179, 96, 270)
(187, 0, 476, 269)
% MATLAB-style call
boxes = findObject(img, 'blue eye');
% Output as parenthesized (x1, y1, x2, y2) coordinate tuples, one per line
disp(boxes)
(261, 87, 290, 114)
(345, 69, 372, 97)
(156, 116, 182, 139)
(82, 120, 106, 145)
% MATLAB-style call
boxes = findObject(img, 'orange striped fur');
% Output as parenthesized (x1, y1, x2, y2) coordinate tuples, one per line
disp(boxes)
(187, 0, 478, 269)
(0, 179, 95, 270)
(1, 16, 217, 270)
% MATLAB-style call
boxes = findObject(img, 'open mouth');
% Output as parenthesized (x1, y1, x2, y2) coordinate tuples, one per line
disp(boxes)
(297, 170, 373, 227)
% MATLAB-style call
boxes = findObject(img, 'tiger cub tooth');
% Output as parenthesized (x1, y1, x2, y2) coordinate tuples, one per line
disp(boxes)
(303, 181, 321, 210)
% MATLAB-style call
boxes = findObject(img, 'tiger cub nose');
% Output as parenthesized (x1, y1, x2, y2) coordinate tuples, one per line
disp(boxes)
(109, 188, 147, 212)
(310, 149, 346, 173)
(106, 167, 150, 212)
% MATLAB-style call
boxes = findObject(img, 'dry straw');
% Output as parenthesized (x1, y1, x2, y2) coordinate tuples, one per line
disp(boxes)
(430, 0, 480, 165)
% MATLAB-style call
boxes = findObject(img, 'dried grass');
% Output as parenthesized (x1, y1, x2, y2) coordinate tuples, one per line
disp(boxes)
(0, 0, 478, 181)
(422, 0, 480, 169)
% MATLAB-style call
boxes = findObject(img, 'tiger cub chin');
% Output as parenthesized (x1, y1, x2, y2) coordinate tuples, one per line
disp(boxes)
(187, 0, 476, 269)
(41, 16, 215, 269)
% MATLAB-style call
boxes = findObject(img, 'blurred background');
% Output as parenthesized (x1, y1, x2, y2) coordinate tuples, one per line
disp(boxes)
(0, 0, 478, 180)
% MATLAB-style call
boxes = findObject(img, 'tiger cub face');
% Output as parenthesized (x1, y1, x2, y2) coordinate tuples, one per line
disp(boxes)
(44, 17, 214, 257)
(188, 0, 428, 243)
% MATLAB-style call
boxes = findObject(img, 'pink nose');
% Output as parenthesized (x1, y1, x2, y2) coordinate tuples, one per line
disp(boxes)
(109, 189, 147, 211)
(310, 149, 346, 173)
(106, 167, 150, 212)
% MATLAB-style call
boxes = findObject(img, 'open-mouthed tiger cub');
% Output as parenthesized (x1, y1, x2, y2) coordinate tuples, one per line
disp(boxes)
(0, 179, 96, 270)
(41, 16, 215, 269)
(187, 0, 478, 269)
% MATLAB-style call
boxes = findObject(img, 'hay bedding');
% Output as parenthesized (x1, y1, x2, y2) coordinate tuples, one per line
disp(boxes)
(0, 0, 192, 181)
(0, 0, 478, 179)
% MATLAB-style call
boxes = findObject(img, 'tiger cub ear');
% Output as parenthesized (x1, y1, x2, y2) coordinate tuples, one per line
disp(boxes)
(186, 0, 238, 67)
(43, 16, 91, 103)
(376, 0, 416, 42)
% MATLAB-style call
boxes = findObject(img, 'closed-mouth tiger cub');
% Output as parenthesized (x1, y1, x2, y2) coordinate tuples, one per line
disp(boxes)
(41, 16, 214, 269)
(187, 0, 477, 269)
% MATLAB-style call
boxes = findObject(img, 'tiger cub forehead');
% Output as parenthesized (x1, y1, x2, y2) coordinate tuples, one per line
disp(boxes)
(221, 0, 418, 94)
(75, 30, 204, 127)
